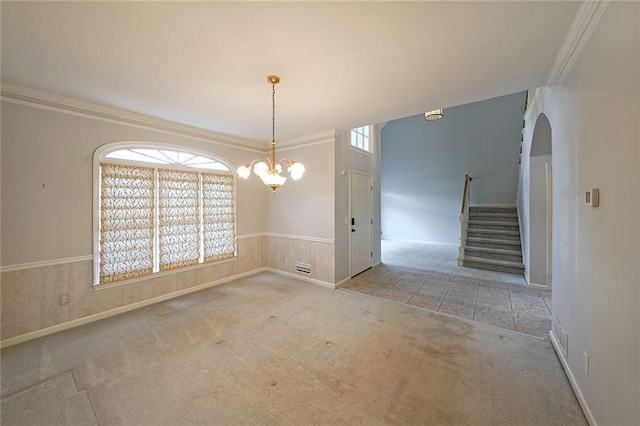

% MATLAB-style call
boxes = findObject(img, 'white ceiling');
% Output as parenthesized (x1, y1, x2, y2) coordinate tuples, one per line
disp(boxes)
(1, 2, 580, 144)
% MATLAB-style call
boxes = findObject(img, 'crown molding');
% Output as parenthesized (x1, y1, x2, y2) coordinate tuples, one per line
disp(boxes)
(545, 0, 610, 96)
(276, 129, 338, 150)
(0, 82, 265, 153)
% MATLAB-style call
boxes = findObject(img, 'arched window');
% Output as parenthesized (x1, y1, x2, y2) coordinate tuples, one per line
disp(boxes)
(94, 143, 236, 286)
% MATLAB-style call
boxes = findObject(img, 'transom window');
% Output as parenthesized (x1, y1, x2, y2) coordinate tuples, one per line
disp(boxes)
(94, 144, 236, 285)
(105, 148, 230, 171)
(350, 125, 372, 152)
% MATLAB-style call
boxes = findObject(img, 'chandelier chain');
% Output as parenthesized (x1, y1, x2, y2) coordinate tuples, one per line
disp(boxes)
(271, 82, 276, 143)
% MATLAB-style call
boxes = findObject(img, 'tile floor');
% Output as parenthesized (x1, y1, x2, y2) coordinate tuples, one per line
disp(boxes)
(381, 239, 527, 285)
(340, 263, 552, 338)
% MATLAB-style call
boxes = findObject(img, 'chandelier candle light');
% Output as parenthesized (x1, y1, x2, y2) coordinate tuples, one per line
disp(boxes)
(236, 75, 305, 193)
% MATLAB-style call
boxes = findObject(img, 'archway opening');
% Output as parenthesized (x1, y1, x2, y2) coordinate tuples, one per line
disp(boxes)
(529, 113, 552, 288)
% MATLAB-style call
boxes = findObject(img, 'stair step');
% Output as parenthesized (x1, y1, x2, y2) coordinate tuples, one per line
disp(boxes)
(466, 237, 522, 250)
(465, 246, 523, 262)
(468, 221, 520, 230)
(467, 229, 520, 241)
(462, 256, 524, 275)
(468, 213, 518, 222)
(469, 206, 517, 214)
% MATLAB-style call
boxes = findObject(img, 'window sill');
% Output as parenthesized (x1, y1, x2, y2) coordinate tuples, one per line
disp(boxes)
(93, 256, 238, 291)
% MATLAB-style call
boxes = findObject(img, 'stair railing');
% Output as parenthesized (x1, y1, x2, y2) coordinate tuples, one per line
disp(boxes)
(458, 172, 472, 265)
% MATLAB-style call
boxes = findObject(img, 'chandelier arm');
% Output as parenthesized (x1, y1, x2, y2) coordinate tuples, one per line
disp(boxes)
(245, 157, 271, 169)
(277, 158, 296, 167)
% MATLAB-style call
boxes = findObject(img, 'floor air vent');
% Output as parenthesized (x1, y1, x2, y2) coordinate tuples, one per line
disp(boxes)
(295, 262, 311, 274)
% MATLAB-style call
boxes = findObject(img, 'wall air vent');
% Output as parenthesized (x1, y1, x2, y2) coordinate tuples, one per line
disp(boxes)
(295, 262, 311, 274)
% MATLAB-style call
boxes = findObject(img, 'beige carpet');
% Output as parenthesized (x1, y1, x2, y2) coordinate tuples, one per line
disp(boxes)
(1, 272, 586, 425)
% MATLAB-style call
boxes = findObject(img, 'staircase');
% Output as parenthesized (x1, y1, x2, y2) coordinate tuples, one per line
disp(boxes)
(462, 206, 524, 275)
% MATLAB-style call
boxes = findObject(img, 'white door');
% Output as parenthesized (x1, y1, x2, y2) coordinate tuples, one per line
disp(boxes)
(350, 172, 373, 277)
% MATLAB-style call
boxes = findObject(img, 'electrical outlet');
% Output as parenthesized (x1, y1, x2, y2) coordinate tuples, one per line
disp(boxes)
(280, 255, 285, 262)
(583, 350, 589, 375)
(59, 294, 70, 305)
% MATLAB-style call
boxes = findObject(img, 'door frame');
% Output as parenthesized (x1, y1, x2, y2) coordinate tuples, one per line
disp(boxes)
(546, 162, 553, 289)
(349, 170, 374, 278)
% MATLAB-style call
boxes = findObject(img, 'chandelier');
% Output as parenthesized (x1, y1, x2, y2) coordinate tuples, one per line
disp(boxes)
(236, 75, 305, 193)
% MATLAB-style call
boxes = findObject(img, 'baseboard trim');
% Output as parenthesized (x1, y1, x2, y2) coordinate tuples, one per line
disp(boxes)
(529, 282, 549, 290)
(549, 330, 597, 426)
(0, 267, 267, 349)
(265, 268, 335, 289)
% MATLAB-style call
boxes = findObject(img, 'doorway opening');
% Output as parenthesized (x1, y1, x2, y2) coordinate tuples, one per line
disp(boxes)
(529, 113, 553, 289)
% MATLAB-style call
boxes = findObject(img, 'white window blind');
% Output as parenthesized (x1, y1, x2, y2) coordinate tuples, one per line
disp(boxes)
(202, 173, 236, 262)
(96, 145, 237, 286)
(158, 169, 200, 271)
(99, 163, 155, 284)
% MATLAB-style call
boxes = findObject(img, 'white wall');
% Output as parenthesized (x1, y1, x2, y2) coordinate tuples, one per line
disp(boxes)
(520, 3, 639, 423)
(1, 101, 267, 266)
(381, 92, 525, 244)
(263, 140, 335, 240)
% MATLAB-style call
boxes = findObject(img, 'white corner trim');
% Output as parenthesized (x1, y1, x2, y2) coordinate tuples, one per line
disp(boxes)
(549, 330, 597, 426)
(545, 0, 610, 95)
(0, 267, 268, 349)
(0, 82, 265, 152)
(265, 233, 334, 244)
(265, 267, 336, 289)
(0, 255, 94, 273)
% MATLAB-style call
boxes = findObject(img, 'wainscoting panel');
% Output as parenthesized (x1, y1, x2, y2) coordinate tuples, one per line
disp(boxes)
(264, 235, 335, 284)
(0, 236, 266, 342)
